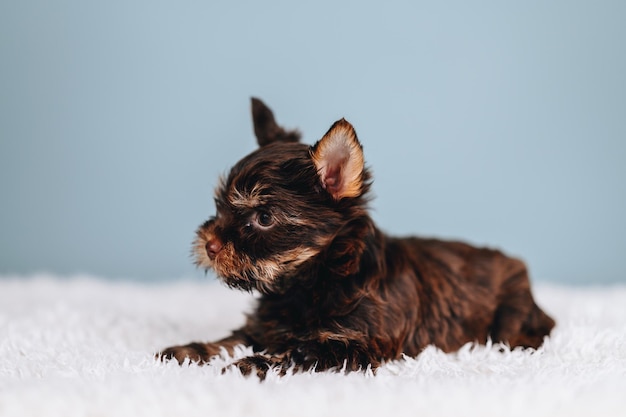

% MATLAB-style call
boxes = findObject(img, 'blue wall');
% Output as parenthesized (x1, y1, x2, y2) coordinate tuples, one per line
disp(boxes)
(1, 1, 625, 284)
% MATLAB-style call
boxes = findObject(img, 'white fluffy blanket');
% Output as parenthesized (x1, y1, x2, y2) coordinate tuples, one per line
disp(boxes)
(1, 276, 624, 417)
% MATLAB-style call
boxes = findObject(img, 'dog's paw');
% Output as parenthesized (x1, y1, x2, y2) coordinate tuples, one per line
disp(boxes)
(157, 342, 221, 365)
(223, 354, 292, 380)
(223, 356, 271, 380)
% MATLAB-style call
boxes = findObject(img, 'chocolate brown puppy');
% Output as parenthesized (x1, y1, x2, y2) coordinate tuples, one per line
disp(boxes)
(160, 98, 555, 379)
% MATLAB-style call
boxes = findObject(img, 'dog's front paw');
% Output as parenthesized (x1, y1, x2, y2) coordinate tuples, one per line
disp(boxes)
(224, 354, 291, 380)
(228, 356, 272, 379)
(158, 342, 221, 365)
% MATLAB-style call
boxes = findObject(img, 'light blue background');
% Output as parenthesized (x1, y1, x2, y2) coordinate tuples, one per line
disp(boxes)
(1, 1, 624, 284)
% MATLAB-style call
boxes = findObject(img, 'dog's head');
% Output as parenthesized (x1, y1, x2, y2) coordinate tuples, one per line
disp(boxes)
(194, 98, 373, 294)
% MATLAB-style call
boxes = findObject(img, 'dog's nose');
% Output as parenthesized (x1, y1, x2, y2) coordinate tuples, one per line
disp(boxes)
(205, 238, 223, 259)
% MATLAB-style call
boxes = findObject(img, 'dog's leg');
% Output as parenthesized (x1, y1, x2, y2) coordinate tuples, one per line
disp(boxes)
(158, 329, 251, 364)
(226, 340, 381, 379)
(515, 300, 556, 348)
(490, 259, 555, 349)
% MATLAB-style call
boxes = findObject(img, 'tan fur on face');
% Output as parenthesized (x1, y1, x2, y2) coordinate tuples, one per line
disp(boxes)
(194, 226, 321, 293)
(227, 182, 272, 209)
(192, 227, 216, 270)
(311, 119, 364, 200)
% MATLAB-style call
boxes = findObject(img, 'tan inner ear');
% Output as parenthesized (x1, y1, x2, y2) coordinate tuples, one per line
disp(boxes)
(312, 119, 364, 200)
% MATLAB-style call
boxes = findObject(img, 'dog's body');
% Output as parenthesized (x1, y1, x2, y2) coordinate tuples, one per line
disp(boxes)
(161, 99, 554, 378)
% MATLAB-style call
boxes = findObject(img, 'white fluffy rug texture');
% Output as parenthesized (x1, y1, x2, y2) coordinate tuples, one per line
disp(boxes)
(0, 276, 625, 417)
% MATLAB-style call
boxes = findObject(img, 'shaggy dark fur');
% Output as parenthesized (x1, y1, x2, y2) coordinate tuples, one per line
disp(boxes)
(159, 98, 555, 379)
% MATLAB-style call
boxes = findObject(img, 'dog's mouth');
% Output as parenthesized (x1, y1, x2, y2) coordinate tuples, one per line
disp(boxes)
(193, 234, 320, 294)
(193, 237, 259, 288)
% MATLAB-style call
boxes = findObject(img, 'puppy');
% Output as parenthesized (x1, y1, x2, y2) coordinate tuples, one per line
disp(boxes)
(160, 98, 555, 378)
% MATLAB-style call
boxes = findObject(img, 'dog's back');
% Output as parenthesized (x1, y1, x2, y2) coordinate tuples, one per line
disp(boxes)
(384, 237, 555, 354)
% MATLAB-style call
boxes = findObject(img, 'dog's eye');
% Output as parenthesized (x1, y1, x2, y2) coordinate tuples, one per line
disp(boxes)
(255, 210, 274, 228)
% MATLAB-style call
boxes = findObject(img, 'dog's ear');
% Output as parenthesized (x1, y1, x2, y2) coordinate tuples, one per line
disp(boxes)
(311, 119, 365, 200)
(251, 97, 301, 147)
